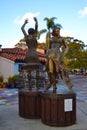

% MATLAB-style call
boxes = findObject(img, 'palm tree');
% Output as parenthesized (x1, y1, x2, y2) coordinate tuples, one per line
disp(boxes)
(44, 17, 62, 49)
(44, 17, 57, 32)
(37, 29, 47, 39)
(44, 17, 62, 32)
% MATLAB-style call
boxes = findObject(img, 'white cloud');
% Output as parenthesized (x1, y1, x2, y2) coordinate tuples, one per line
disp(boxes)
(78, 6, 87, 17)
(13, 12, 40, 26)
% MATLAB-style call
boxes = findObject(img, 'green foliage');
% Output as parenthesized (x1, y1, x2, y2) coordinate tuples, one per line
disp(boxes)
(44, 17, 57, 30)
(37, 29, 47, 39)
(66, 37, 87, 69)
(8, 75, 18, 84)
(44, 17, 62, 32)
(0, 76, 3, 82)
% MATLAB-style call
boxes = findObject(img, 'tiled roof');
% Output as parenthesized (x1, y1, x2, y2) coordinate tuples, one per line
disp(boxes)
(0, 47, 46, 62)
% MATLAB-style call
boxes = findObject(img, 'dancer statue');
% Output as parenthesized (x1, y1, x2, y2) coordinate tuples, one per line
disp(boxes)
(45, 26, 73, 93)
(21, 17, 39, 64)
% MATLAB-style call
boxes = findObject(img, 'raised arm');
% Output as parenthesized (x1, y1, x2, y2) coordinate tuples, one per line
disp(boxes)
(21, 19, 28, 37)
(34, 17, 38, 36)
(46, 31, 50, 49)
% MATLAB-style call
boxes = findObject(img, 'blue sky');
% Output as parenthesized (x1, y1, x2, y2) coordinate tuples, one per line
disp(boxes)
(0, 0, 87, 48)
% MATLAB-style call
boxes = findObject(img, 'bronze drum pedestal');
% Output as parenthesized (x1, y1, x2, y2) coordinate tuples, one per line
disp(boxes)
(41, 91, 76, 126)
(18, 89, 41, 119)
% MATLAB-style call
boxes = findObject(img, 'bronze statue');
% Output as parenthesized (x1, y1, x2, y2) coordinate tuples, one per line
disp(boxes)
(21, 17, 39, 64)
(45, 26, 73, 93)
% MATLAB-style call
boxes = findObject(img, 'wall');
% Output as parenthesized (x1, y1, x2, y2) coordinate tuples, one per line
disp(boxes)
(14, 62, 25, 75)
(0, 57, 14, 82)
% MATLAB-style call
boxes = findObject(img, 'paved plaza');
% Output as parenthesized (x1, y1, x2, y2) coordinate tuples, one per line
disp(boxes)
(0, 74, 87, 130)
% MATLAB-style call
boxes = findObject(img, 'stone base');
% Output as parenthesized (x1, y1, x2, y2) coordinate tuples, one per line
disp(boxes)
(40, 91, 76, 126)
(18, 89, 41, 119)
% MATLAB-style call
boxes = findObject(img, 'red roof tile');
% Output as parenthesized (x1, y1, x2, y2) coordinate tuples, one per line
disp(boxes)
(0, 47, 46, 62)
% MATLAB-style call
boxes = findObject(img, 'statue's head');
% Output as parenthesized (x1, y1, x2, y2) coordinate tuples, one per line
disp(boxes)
(28, 28, 35, 35)
(52, 27, 60, 37)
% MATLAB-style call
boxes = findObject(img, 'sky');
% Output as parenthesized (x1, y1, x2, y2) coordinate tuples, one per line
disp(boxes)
(0, 0, 87, 48)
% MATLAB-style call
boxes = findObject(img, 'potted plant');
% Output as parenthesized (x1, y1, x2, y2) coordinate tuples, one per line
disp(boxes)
(7, 75, 18, 88)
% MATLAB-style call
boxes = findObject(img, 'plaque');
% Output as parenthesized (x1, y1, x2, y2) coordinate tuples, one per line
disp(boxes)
(64, 99, 72, 112)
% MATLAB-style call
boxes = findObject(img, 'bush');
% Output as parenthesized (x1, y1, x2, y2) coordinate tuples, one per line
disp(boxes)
(0, 76, 3, 82)
(8, 75, 18, 84)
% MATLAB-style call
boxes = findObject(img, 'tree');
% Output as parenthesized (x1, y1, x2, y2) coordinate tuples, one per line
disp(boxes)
(65, 37, 87, 70)
(44, 17, 58, 32)
(37, 29, 47, 39)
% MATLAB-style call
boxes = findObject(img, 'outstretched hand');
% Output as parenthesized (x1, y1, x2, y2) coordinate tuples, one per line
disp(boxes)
(33, 17, 37, 22)
(24, 18, 28, 24)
